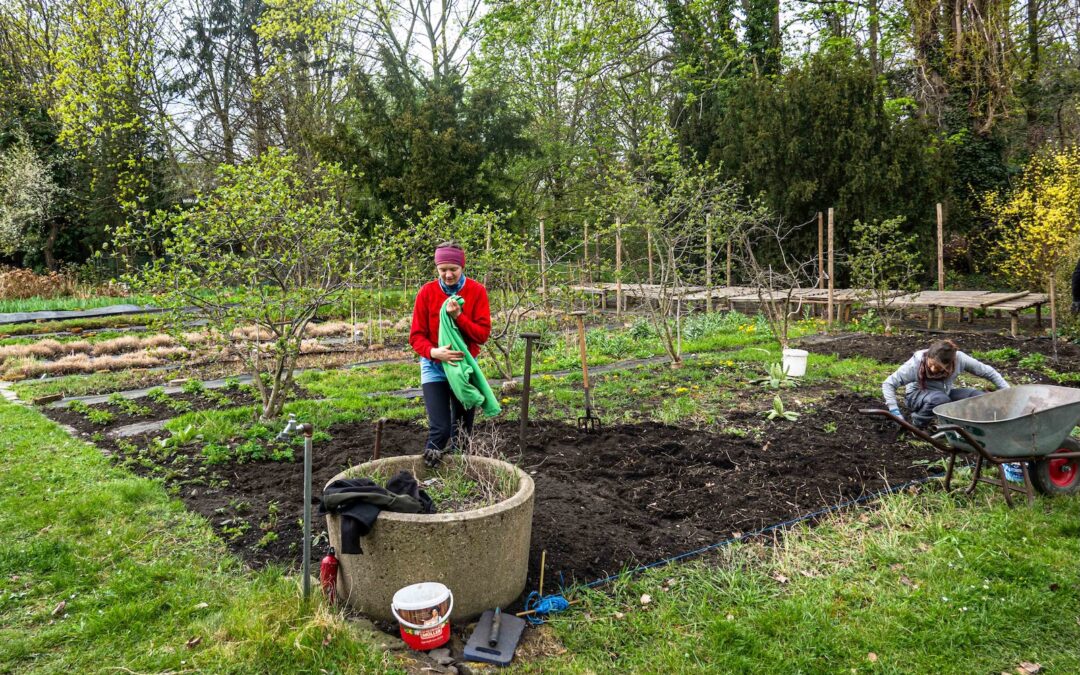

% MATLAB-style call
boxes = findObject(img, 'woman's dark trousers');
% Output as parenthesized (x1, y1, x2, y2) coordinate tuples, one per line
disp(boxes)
(422, 381, 475, 460)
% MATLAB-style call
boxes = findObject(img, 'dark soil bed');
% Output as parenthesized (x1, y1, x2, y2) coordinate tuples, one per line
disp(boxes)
(105, 391, 936, 590)
(798, 331, 1080, 384)
(48, 389, 261, 432)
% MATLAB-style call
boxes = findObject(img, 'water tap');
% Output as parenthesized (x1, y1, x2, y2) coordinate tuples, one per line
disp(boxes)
(275, 414, 299, 442)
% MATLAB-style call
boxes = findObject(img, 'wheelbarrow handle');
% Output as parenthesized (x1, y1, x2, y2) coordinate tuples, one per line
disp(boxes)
(858, 408, 955, 453)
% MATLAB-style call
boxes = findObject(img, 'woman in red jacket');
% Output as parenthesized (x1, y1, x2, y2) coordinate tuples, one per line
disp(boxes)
(409, 241, 492, 465)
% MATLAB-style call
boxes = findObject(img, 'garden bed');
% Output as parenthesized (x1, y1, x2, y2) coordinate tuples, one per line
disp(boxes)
(100, 391, 936, 588)
(800, 331, 1080, 384)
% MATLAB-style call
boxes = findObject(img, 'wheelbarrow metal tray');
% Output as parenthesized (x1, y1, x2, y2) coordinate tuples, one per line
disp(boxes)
(933, 385, 1080, 458)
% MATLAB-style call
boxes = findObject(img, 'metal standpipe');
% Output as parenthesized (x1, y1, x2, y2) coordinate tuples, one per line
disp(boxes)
(300, 423, 314, 601)
(519, 332, 541, 447)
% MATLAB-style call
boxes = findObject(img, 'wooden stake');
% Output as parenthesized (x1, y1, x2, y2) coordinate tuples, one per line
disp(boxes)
(705, 214, 713, 312)
(647, 229, 654, 285)
(827, 208, 835, 331)
(349, 262, 356, 344)
(1049, 272, 1058, 360)
(583, 221, 590, 284)
(485, 216, 493, 287)
(936, 203, 944, 291)
(615, 219, 623, 317)
(539, 549, 547, 596)
(817, 211, 824, 289)
(540, 216, 548, 307)
(726, 237, 732, 287)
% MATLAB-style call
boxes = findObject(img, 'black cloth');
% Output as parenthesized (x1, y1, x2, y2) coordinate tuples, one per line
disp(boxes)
(422, 380, 476, 461)
(318, 473, 434, 554)
(1071, 257, 1080, 314)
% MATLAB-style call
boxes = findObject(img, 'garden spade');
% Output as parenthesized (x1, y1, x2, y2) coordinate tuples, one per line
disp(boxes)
(571, 311, 602, 433)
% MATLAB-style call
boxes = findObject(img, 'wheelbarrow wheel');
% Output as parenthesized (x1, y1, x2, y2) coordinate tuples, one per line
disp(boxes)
(1030, 437, 1080, 496)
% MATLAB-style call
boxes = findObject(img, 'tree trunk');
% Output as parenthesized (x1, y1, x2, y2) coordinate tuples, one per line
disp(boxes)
(43, 219, 60, 271)
(1024, 0, 1041, 144)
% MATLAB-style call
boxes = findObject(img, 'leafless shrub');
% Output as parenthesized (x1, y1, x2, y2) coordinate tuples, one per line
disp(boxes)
(461, 422, 522, 505)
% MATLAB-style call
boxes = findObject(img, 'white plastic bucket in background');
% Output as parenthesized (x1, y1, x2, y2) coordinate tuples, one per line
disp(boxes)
(391, 582, 454, 650)
(782, 349, 809, 378)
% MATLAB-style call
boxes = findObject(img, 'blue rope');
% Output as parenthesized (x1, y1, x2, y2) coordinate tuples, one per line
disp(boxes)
(523, 591, 571, 625)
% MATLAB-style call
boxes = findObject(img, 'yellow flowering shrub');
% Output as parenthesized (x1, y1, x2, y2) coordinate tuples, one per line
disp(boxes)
(985, 145, 1080, 290)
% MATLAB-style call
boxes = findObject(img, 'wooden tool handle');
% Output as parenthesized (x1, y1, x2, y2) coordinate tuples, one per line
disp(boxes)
(575, 315, 589, 389)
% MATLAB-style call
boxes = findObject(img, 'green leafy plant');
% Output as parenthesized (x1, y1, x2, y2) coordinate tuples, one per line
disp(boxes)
(202, 442, 231, 465)
(751, 362, 801, 390)
(762, 395, 800, 422)
(1019, 352, 1047, 369)
(86, 409, 115, 425)
(972, 347, 1020, 363)
(146, 387, 170, 404)
(221, 376, 242, 392)
(255, 531, 278, 548)
(181, 379, 206, 396)
(158, 424, 201, 449)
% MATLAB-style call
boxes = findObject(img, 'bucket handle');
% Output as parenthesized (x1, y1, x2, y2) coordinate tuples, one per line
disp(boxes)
(391, 590, 454, 631)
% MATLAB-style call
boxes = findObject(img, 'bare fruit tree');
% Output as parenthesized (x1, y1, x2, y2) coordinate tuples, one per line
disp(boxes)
(124, 150, 363, 420)
(597, 143, 756, 365)
(731, 216, 818, 351)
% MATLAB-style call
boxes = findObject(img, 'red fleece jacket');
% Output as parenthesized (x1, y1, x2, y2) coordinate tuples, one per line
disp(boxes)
(409, 278, 491, 359)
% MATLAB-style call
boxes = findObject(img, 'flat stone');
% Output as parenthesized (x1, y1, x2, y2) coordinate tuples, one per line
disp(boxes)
(428, 649, 451, 662)
(109, 419, 168, 438)
(32, 393, 63, 405)
(435, 655, 455, 666)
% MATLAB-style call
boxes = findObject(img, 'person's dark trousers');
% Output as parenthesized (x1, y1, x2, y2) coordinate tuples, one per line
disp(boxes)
(422, 381, 476, 453)
(905, 387, 982, 428)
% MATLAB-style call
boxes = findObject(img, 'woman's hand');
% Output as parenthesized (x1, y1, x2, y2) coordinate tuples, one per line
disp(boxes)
(430, 346, 464, 363)
(445, 299, 462, 319)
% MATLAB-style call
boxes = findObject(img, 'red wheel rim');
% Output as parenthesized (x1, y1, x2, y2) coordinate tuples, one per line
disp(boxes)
(1048, 448, 1079, 488)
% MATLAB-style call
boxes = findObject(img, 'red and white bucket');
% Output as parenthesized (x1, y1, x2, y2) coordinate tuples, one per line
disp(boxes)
(391, 582, 454, 650)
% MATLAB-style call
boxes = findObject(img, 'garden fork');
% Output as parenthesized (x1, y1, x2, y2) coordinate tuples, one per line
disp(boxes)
(571, 311, 602, 433)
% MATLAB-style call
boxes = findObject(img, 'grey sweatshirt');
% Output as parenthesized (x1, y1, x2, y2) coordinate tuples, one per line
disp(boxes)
(881, 349, 1010, 410)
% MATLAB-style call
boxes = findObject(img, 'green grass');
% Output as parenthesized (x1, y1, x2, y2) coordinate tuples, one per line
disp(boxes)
(525, 488, 1080, 673)
(0, 401, 397, 673)
(0, 313, 161, 338)
(0, 295, 155, 314)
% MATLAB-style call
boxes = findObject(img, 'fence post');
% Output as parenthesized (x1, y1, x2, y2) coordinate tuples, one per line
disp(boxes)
(817, 211, 824, 289)
(705, 213, 713, 312)
(539, 216, 548, 308)
(936, 202, 944, 291)
(647, 228, 654, 285)
(615, 218, 623, 318)
(827, 207, 835, 331)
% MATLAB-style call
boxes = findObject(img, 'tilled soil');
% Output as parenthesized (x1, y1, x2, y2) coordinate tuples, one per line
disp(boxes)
(797, 331, 1080, 385)
(106, 392, 936, 588)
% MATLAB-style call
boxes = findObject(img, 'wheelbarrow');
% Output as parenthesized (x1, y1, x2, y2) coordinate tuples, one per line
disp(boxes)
(861, 384, 1080, 507)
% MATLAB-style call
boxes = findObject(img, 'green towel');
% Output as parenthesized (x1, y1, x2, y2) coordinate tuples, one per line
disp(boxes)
(438, 295, 501, 417)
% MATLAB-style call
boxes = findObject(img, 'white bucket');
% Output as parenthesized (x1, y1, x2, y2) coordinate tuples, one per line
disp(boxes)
(391, 582, 454, 650)
(781, 349, 809, 378)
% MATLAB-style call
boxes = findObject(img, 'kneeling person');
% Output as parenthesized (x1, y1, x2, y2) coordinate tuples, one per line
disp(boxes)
(882, 339, 1009, 429)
